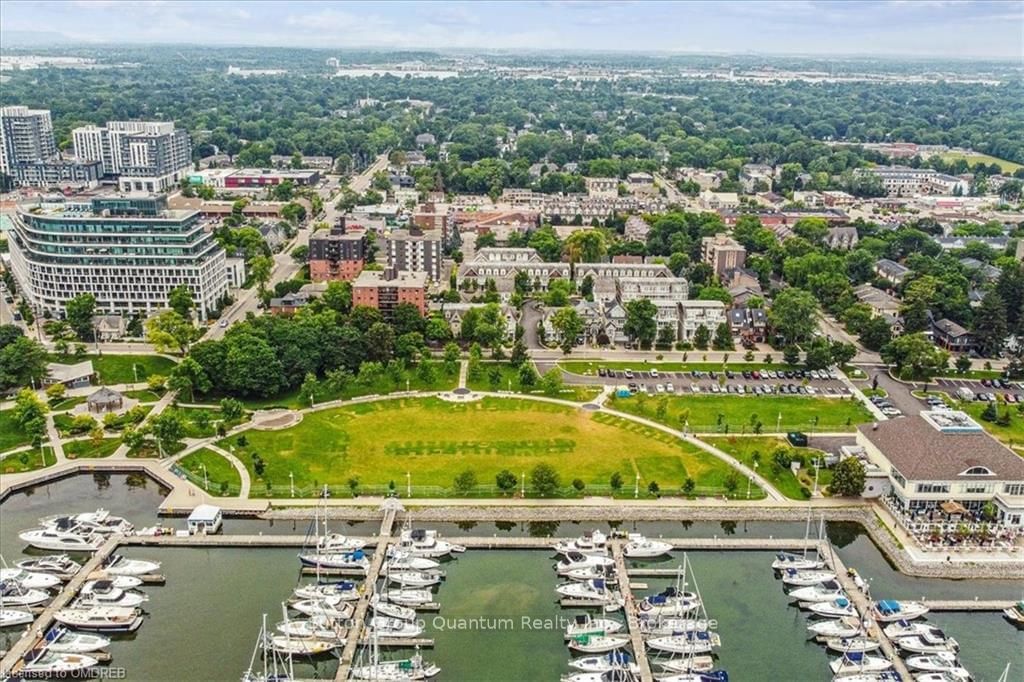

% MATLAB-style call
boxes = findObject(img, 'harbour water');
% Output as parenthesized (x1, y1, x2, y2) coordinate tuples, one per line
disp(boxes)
(1, 474, 1021, 680)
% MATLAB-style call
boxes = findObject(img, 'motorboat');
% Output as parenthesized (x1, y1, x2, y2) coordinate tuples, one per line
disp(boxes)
(790, 580, 846, 604)
(100, 554, 161, 576)
(350, 652, 441, 680)
(298, 549, 370, 572)
(54, 606, 144, 632)
(565, 614, 624, 638)
(895, 632, 959, 654)
(557, 552, 616, 576)
(636, 587, 701, 616)
(369, 616, 424, 638)
(15, 554, 80, 579)
(637, 617, 710, 636)
(654, 673, 728, 682)
(781, 568, 837, 587)
(269, 634, 338, 655)
(1002, 601, 1024, 627)
(276, 615, 346, 641)
(561, 670, 639, 682)
(566, 564, 618, 583)
(554, 530, 609, 557)
(824, 637, 881, 654)
(646, 630, 720, 655)
(568, 651, 638, 673)
(808, 597, 856, 618)
(0, 608, 34, 628)
(386, 550, 441, 572)
(316, 532, 367, 553)
(808, 617, 862, 639)
(380, 588, 434, 607)
(19, 648, 98, 676)
(567, 633, 631, 653)
(771, 551, 824, 571)
(43, 626, 111, 654)
(394, 527, 464, 558)
(372, 597, 417, 622)
(0, 568, 61, 589)
(658, 656, 717, 674)
(18, 527, 105, 552)
(623, 533, 672, 559)
(557, 578, 619, 604)
(290, 596, 354, 620)
(913, 672, 971, 682)
(76, 580, 148, 608)
(388, 571, 442, 588)
(89, 575, 143, 590)
(829, 652, 893, 676)
(905, 653, 963, 673)
(872, 600, 929, 622)
(293, 580, 360, 601)
(40, 509, 133, 535)
(0, 580, 50, 606)
(835, 673, 903, 682)
(883, 620, 946, 640)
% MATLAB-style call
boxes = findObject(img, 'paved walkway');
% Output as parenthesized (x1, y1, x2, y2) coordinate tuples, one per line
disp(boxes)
(457, 359, 468, 388)
(205, 443, 252, 498)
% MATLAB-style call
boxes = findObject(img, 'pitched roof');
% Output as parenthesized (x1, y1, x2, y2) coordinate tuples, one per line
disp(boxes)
(87, 386, 123, 404)
(858, 413, 1024, 481)
(933, 318, 971, 338)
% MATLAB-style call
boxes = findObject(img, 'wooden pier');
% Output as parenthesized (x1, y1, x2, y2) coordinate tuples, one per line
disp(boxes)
(920, 599, 1016, 612)
(122, 533, 378, 548)
(611, 541, 654, 682)
(0, 534, 122, 675)
(356, 636, 434, 648)
(456, 536, 818, 551)
(334, 508, 397, 682)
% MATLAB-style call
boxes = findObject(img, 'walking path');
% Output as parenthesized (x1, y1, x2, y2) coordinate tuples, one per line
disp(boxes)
(44, 412, 66, 463)
(457, 359, 468, 389)
(205, 443, 252, 498)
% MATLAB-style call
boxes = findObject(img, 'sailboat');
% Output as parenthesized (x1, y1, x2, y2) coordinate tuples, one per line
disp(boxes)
(789, 580, 847, 604)
(276, 603, 346, 642)
(823, 637, 881, 654)
(349, 633, 440, 680)
(371, 595, 417, 621)
(292, 580, 359, 601)
(773, 509, 825, 571)
(567, 633, 631, 653)
(379, 587, 434, 607)
(241, 614, 294, 682)
(657, 656, 717, 674)
(565, 614, 624, 638)
(829, 652, 893, 676)
(568, 651, 639, 674)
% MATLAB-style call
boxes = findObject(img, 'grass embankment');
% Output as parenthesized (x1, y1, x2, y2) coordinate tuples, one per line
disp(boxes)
(64, 438, 121, 459)
(467, 362, 601, 402)
(0, 447, 56, 473)
(177, 448, 242, 496)
(702, 436, 832, 500)
(48, 354, 178, 384)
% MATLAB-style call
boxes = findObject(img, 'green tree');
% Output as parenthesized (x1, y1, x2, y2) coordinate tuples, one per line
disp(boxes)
(496, 469, 518, 495)
(712, 322, 733, 351)
(65, 293, 97, 341)
(145, 310, 196, 354)
(972, 289, 1008, 358)
(249, 255, 273, 296)
(769, 288, 818, 343)
(609, 471, 624, 492)
(0, 336, 48, 391)
(682, 477, 696, 495)
(300, 371, 319, 407)
(150, 411, 185, 455)
(453, 469, 478, 496)
(12, 389, 48, 445)
(955, 355, 972, 374)
(168, 285, 195, 320)
(169, 357, 211, 402)
(518, 363, 538, 387)
(624, 298, 658, 349)
(530, 462, 560, 496)
(830, 457, 867, 497)
(882, 333, 950, 381)
(509, 338, 529, 368)
(693, 324, 711, 350)
(900, 276, 938, 334)
(540, 368, 564, 396)
(551, 307, 584, 354)
(859, 316, 893, 352)
(219, 397, 244, 421)
(322, 281, 352, 314)
(443, 342, 461, 376)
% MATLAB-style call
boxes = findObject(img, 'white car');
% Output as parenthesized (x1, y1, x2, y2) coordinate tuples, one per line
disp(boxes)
(219, 319, 228, 328)
(666, 383, 675, 393)
(690, 384, 701, 393)
(650, 369, 659, 378)
(656, 384, 665, 393)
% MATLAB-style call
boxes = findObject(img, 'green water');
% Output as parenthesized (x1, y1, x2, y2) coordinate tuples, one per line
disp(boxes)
(1, 475, 1022, 681)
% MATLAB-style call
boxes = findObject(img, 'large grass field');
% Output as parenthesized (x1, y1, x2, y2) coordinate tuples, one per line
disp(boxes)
(467, 362, 601, 402)
(957, 401, 1024, 447)
(177, 448, 241, 496)
(49, 354, 178, 385)
(606, 393, 873, 433)
(64, 438, 121, 459)
(560, 360, 798, 376)
(701, 436, 832, 500)
(0, 410, 30, 452)
(219, 397, 753, 498)
(937, 152, 1022, 174)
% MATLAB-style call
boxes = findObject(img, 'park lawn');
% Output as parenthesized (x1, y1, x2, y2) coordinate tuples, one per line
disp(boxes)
(559, 360, 798, 376)
(702, 436, 830, 500)
(162, 406, 239, 439)
(467, 362, 601, 403)
(0, 411, 30, 451)
(937, 369, 1004, 380)
(937, 151, 1022, 174)
(64, 438, 121, 459)
(957, 401, 1024, 447)
(0, 447, 56, 474)
(606, 393, 873, 433)
(123, 390, 162, 402)
(862, 388, 888, 399)
(50, 396, 87, 412)
(220, 397, 743, 498)
(49, 354, 178, 385)
(178, 448, 241, 496)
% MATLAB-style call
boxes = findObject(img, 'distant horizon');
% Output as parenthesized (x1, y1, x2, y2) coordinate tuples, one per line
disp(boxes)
(1, 1, 1021, 60)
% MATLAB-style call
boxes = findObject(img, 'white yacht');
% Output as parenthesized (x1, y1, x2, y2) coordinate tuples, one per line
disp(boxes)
(394, 527, 464, 558)
(790, 580, 846, 604)
(905, 653, 964, 673)
(75, 580, 148, 608)
(561, 671, 639, 682)
(565, 614, 624, 638)
(298, 549, 370, 572)
(872, 600, 930, 622)
(380, 588, 434, 607)
(40, 509, 133, 535)
(387, 571, 442, 588)
(636, 586, 701, 616)
(771, 551, 825, 571)
(369, 616, 424, 638)
(565, 564, 618, 583)
(658, 656, 717, 674)
(0, 608, 34, 628)
(557, 578, 620, 604)
(290, 596, 354, 620)
(0, 568, 61, 589)
(824, 637, 881, 654)
(808, 597, 857, 618)
(269, 634, 338, 655)
(568, 651, 638, 674)
(554, 530, 609, 557)
(276, 615, 346, 641)
(895, 632, 959, 654)
(54, 606, 144, 632)
(808, 617, 862, 639)
(829, 652, 893, 676)
(913, 672, 971, 682)
(385, 550, 441, 572)
(18, 527, 105, 552)
(883, 621, 948, 640)
(0, 579, 50, 606)
(371, 596, 416, 622)
(622, 533, 672, 559)
(646, 630, 720, 655)
(293, 580, 360, 601)
(556, 552, 615, 576)
(100, 554, 161, 576)
(15, 554, 79, 579)
(19, 649, 98, 676)
(781, 568, 837, 587)
(567, 633, 630, 653)
(43, 626, 111, 654)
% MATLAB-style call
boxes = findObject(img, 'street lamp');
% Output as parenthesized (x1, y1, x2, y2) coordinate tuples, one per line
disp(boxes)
(747, 474, 753, 499)
(634, 472, 640, 499)
(521, 471, 525, 496)
(406, 472, 411, 497)
(289, 471, 295, 498)
(133, 363, 139, 385)
(777, 412, 782, 432)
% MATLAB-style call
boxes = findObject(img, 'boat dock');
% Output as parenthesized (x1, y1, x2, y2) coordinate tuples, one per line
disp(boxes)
(611, 540, 654, 682)
(820, 541, 912, 681)
(456, 536, 817, 551)
(919, 599, 1016, 612)
(122, 534, 378, 548)
(0, 534, 122, 675)
(334, 508, 397, 682)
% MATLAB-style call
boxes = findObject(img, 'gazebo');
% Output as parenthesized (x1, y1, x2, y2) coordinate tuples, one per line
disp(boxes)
(87, 387, 125, 414)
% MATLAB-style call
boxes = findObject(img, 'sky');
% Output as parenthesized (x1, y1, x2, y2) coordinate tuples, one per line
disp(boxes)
(1, 0, 1022, 59)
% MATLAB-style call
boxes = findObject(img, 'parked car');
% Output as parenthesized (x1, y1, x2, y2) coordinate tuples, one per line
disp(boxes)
(656, 384, 665, 393)
(624, 370, 634, 379)
(666, 383, 675, 393)
(650, 369, 660, 378)
(690, 384, 701, 393)
(597, 368, 607, 377)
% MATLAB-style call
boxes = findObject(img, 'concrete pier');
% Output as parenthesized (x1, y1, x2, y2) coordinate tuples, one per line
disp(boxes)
(611, 540, 654, 682)
(919, 599, 1016, 612)
(334, 509, 397, 681)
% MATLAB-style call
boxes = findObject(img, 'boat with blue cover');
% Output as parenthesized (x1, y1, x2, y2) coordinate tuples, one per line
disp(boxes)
(298, 548, 370, 572)
(872, 599, 929, 622)
(646, 629, 720, 655)
(568, 651, 638, 674)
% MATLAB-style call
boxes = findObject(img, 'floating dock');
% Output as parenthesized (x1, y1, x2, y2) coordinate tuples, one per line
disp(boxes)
(611, 540, 654, 682)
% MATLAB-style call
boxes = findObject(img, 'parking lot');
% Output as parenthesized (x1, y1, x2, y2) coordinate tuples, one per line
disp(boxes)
(934, 376, 1024, 404)
(559, 366, 852, 398)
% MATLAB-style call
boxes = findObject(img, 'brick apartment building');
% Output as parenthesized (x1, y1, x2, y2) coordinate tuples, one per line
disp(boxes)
(308, 222, 367, 281)
(352, 268, 428, 317)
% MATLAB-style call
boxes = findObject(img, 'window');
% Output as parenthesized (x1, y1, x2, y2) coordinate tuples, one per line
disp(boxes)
(961, 483, 993, 494)
(890, 468, 907, 489)
(960, 466, 994, 476)
(1003, 484, 1024, 496)
(915, 482, 950, 494)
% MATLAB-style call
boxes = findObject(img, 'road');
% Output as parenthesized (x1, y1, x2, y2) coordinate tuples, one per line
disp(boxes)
(653, 172, 690, 206)
(348, 153, 390, 195)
